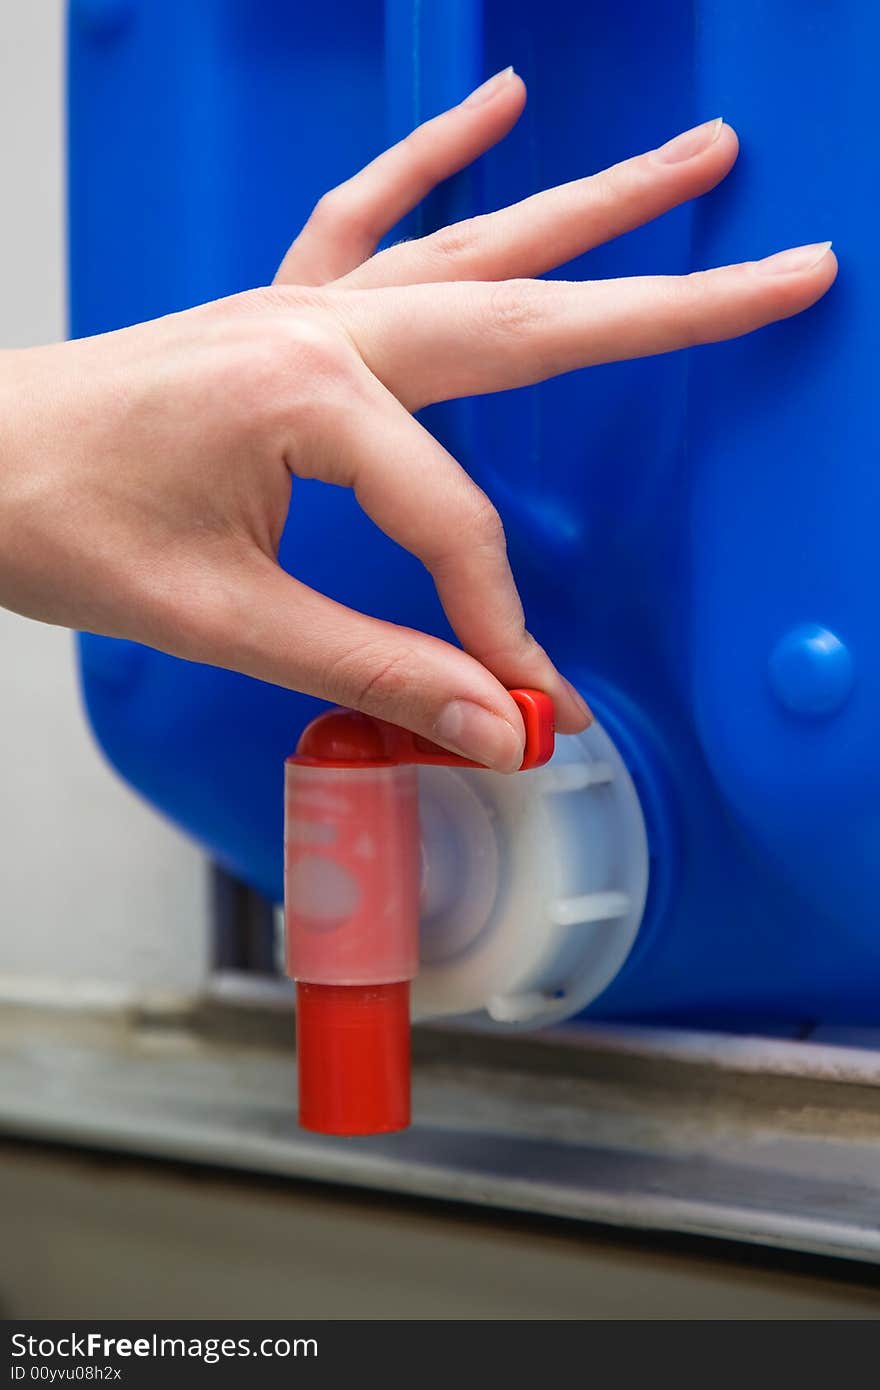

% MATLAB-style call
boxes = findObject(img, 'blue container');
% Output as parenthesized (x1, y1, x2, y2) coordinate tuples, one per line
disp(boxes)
(68, 0, 878, 1026)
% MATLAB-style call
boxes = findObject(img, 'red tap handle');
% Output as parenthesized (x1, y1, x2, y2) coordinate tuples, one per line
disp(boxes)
(286, 689, 556, 1137)
(389, 688, 555, 770)
(294, 687, 555, 770)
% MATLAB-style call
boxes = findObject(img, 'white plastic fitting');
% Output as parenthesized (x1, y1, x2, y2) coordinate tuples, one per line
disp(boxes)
(412, 719, 649, 1029)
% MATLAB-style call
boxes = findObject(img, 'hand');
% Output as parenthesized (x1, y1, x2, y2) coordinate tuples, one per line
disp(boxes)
(0, 68, 836, 771)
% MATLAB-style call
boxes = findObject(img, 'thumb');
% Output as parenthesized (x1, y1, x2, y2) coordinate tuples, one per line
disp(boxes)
(201, 557, 526, 772)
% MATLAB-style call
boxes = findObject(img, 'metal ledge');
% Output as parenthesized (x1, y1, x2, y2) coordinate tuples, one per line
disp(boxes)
(1, 984, 880, 1264)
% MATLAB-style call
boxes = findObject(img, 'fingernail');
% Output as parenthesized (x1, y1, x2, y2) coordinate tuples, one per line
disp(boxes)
(562, 677, 593, 727)
(655, 117, 724, 164)
(433, 700, 524, 772)
(462, 66, 515, 107)
(756, 241, 833, 275)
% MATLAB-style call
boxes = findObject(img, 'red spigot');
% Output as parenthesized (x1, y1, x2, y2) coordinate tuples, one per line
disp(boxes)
(284, 689, 555, 1136)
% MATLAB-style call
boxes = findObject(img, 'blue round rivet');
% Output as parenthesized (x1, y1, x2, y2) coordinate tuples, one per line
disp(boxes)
(768, 624, 854, 718)
(71, 0, 135, 38)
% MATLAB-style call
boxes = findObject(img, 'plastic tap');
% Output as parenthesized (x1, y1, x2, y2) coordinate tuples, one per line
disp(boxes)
(284, 689, 555, 1136)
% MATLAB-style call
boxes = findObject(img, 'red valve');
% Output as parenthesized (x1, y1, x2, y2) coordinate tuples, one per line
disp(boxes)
(285, 688, 555, 1136)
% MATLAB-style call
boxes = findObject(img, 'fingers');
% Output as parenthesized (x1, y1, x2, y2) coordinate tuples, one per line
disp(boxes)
(336, 243, 838, 409)
(342, 118, 739, 290)
(201, 555, 529, 771)
(292, 369, 589, 735)
(274, 67, 526, 287)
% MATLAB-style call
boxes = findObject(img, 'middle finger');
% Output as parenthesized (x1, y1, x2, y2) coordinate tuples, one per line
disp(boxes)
(340, 119, 738, 291)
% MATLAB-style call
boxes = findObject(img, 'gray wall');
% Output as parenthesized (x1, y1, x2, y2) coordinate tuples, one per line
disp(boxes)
(0, 2, 208, 994)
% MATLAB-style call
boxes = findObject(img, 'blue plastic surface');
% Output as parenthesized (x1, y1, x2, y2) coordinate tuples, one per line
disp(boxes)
(69, 0, 879, 1026)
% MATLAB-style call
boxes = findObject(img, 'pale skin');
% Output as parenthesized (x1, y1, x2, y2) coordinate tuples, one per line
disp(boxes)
(0, 68, 836, 771)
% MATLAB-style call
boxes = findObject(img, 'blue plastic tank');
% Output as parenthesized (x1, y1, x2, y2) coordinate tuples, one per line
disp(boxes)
(68, 0, 879, 1027)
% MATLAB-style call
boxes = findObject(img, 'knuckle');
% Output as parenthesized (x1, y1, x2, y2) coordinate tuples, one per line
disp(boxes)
(395, 128, 436, 185)
(267, 316, 365, 450)
(676, 271, 713, 348)
(428, 488, 506, 565)
(243, 321, 339, 403)
(464, 490, 506, 549)
(215, 298, 364, 453)
(312, 186, 376, 252)
(311, 187, 348, 228)
(424, 216, 482, 265)
(501, 622, 540, 656)
(487, 279, 543, 336)
(266, 312, 357, 396)
(277, 317, 349, 381)
(480, 622, 538, 668)
(585, 161, 644, 233)
(328, 643, 421, 711)
(596, 159, 638, 205)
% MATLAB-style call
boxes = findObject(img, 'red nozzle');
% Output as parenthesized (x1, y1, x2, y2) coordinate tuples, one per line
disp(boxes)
(285, 689, 555, 1137)
(296, 981, 410, 1135)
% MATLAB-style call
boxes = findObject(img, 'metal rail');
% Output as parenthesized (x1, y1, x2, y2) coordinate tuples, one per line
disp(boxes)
(1, 977, 879, 1264)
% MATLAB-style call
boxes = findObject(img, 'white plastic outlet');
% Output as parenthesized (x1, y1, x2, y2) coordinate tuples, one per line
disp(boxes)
(412, 720, 649, 1030)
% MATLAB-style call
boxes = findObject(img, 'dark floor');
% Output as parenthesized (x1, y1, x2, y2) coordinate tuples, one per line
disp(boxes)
(1, 1142, 879, 1319)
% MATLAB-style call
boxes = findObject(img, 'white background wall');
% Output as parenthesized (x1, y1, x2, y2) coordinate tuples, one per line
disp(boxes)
(0, 2, 208, 992)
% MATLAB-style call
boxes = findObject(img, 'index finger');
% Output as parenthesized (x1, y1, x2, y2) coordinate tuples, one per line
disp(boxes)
(310, 369, 591, 736)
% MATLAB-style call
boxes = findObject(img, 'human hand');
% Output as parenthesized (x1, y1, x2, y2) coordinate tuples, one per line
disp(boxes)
(0, 69, 836, 770)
